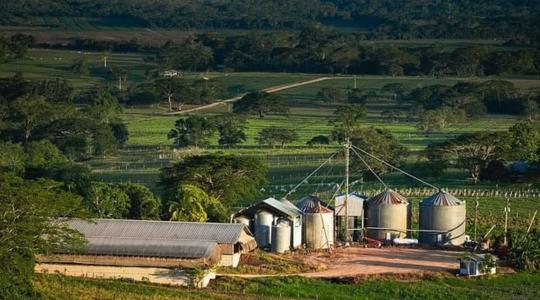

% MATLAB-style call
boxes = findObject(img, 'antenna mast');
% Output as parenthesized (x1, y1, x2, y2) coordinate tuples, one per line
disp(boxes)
(344, 138, 351, 243)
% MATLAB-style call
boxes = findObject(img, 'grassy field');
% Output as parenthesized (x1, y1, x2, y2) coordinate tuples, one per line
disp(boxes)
(34, 272, 540, 300)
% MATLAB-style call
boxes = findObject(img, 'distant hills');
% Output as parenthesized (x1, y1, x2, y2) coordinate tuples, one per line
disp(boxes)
(2, 0, 539, 40)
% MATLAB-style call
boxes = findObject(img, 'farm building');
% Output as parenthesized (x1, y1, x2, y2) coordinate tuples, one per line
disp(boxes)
(334, 193, 367, 241)
(37, 219, 256, 287)
(233, 197, 303, 251)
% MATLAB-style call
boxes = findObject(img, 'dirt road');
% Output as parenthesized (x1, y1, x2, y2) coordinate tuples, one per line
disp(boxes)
(220, 247, 461, 279)
(162, 77, 331, 115)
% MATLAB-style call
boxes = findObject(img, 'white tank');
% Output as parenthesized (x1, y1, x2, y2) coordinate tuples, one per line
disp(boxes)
(255, 210, 273, 248)
(419, 191, 466, 246)
(271, 221, 291, 253)
(366, 189, 409, 241)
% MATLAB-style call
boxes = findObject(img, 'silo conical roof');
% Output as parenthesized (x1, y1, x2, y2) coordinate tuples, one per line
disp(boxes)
(297, 195, 333, 213)
(421, 191, 464, 206)
(368, 189, 408, 205)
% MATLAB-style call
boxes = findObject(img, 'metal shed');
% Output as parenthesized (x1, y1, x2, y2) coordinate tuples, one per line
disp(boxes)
(63, 219, 256, 267)
(233, 197, 303, 249)
(334, 193, 367, 241)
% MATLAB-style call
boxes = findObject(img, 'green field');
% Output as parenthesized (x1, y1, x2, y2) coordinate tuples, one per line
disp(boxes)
(35, 273, 540, 300)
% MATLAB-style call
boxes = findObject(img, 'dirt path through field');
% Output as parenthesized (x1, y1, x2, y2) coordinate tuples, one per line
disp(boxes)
(162, 76, 331, 115)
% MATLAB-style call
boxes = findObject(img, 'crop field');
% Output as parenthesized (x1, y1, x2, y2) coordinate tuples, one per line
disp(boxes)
(34, 272, 540, 300)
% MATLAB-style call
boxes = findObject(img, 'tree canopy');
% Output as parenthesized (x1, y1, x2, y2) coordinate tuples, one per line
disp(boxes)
(233, 91, 289, 118)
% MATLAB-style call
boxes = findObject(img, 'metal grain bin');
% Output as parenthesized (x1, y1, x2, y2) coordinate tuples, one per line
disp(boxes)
(255, 210, 274, 248)
(366, 189, 408, 241)
(271, 221, 291, 253)
(419, 191, 466, 246)
(297, 195, 334, 249)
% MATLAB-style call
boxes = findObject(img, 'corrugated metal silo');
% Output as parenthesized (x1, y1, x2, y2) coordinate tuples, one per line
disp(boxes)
(419, 191, 466, 246)
(255, 210, 273, 248)
(271, 221, 291, 253)
(297, 195, 334, 249)
(366, 189, 408, 241)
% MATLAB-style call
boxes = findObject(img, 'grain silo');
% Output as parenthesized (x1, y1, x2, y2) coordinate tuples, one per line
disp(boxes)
(297, 195, 334, 249)
(271, 221, 291, 253)
(366, 189, 408, 241)
(419, 191, 466, 246)
(254, 210, 273, 248)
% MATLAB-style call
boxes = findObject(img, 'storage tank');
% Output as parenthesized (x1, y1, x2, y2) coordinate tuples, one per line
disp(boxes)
(297, 195, 334, 249)
(271, 221, 291, 253)
(366, 189, 408, 241)
(419, 191, 466, 246)
(255, 210, 274, 248)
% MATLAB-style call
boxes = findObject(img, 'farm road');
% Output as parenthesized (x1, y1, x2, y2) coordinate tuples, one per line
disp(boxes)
(162, 76, 332, 115)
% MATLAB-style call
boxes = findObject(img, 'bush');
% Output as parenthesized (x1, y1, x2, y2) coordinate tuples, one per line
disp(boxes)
(509, 230, 540, 271)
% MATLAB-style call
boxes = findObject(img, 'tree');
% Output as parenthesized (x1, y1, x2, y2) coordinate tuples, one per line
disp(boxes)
(508, 122, 540, 162)
(307, 135, 330, 146)
(193, 78, 221, 104)
(168, 115, 216, 148)
(119, 183, 161, 220)
(233, 91, 289, 118)
(71, 57, 89, 77)
(318, 87, 346, 103)
(350, 127, 408, 175)
(155, 77, 194, 112)
(87, 90, 122, 124)
(160, 154, 267, 207)
(0, 173, 86, 298)
(215, 114, 247, 147)
(0, 142, 25, 175)
(110, 121, 129, 147)
(430, 132, 511, 184)
(167, 184, 225, 222)
(257, 127, 299, 148)
(84, 182, 130, 218)
(417, 107, 462, 133)
(330, 104, 367, 142)
(381, 110, 402, 123)
(521, 99, 539, 122)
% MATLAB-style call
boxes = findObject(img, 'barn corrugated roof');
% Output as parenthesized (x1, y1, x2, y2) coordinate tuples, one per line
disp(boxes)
(421, 191, 464, 206)
(234, 197, 302, 219)
(63, 237, 219, 259)
(297, 195, 333, 213)
(68, 219, 249, 245)
(368, 189, 408, 205)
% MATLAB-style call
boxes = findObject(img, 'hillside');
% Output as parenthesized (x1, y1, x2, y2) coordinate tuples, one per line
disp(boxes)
(2, 1, 539, 40)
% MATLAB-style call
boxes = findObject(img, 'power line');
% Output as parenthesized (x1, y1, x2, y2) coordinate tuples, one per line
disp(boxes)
(351, 144, 439, 190)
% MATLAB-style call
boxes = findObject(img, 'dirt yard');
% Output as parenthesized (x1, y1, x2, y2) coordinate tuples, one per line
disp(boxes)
(299, 247, 461, 278)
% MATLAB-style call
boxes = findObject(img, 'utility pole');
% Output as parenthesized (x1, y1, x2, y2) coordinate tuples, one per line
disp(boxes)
(503, 198, 510, 245)
(474, 199, 479, 241)
(353, 76, 357, 89)
(344, 138, 350, 244)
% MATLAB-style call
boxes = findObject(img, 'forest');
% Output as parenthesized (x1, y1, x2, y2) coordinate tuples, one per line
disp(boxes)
(2, 0, 540, 41)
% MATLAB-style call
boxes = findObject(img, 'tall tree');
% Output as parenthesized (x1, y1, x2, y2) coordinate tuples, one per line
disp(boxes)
(119, 183, 161, 220)
(155, 77, 195, 112)
(257, 127, 299, 148)
(84, 182, 130, 218)
(168, 184, 225, 222)
(330, 104, 367, 142)
(233, 91, 289, 118)
(0, 173, 86, 298)
(215, 114, 247, 147)
(160, 154, 267, 206)
(168, 115, 216, 148)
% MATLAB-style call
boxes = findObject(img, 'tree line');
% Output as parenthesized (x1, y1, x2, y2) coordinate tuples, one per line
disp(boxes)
(2, 1, 539, 41)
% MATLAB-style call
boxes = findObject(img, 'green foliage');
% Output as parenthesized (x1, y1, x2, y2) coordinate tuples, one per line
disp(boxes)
(0, 141, 25, 174)
(350, 127, 408, 175)
(168, 184, 225, 222)
(160, 153, 267, 206)
(71, 57, 90, 77)
(257, 126, 299, 148)
(509, 230, 540, 271)
(84, 182, 130, 218)
(307, 135, 330, 146)
(233, 91, 289, 118)
(330, 104, 367, 142)
(215, 114, 247, 147)
(119, 183, 161, 220)
(168, 115, 217, 148)
(417, 107, 464, 133)
(508, 122, 540, 162)
(154, 77, 196, 112)
(0, 173, 86, 299)
(87, 90, 122, 123)
(318, 87, 346, 103)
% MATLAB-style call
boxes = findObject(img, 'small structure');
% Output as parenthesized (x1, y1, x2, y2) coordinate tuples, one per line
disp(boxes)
(297, 195, 334, 249)
(161, 70, 181, 77)
(366, 189, 409, 242)
(334, 193, 366, 241)
(233, 197, 303, 250)
(459, 254, 497, 276)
